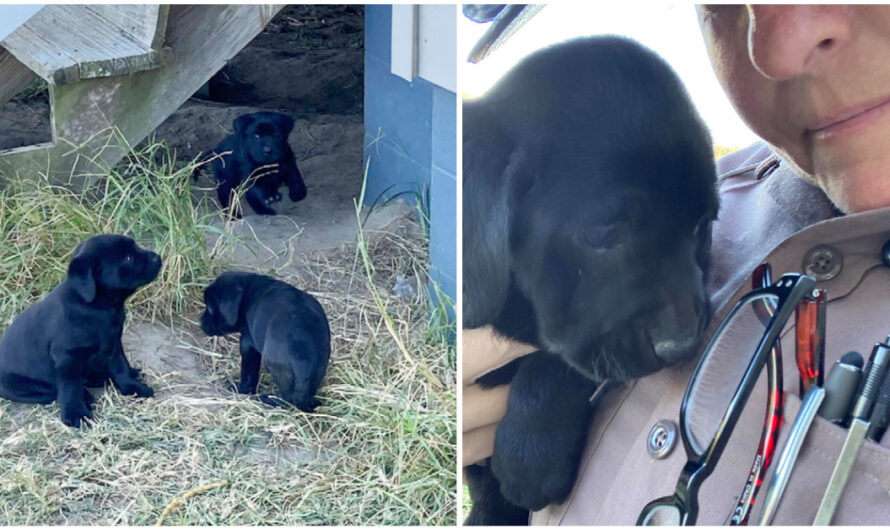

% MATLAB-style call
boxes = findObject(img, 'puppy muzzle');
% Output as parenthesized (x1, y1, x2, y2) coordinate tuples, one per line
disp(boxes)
(144, 251, 163, 282)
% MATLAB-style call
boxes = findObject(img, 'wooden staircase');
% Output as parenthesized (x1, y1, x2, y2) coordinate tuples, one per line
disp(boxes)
(2, 5, 170, 87)
(0, 4, 283, 183)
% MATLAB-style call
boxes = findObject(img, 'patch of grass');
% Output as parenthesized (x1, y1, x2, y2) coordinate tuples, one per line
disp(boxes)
(0, 139, 456, 524)
(10, 78, 48, 104)
(0, 138, 224, 326)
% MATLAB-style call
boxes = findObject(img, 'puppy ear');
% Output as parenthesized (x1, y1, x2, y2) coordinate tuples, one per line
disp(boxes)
(233, 114, 254, 137)
(68, 254, 97, 302)
(462, 111, 517, 327)
(273, 113, 295, 137)
(218, 284, 245, 328)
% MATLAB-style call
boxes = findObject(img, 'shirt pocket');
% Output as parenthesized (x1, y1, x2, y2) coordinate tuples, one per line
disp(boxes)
(755, 392, 890, 525)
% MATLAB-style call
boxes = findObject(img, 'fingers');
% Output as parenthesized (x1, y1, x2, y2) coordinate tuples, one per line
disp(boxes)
(463, 383, 509, 432)
(462, 326, 536, 384)
(463, 422, 497, 467)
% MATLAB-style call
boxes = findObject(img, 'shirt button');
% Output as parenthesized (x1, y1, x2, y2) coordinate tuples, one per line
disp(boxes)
(802, 245, 842, 281)
(647, 419, 678, 459)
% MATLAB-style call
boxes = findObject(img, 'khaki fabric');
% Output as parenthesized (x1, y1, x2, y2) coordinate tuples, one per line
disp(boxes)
(531, 144, 890, 525)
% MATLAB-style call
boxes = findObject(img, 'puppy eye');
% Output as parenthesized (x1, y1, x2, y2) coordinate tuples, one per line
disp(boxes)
(581, 224, 620, 250)
(255, 134, 261, 139)
(124, 254, 133, 263)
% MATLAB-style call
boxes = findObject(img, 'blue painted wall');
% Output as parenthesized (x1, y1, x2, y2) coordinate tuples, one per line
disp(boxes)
(364, 5, 456, 314)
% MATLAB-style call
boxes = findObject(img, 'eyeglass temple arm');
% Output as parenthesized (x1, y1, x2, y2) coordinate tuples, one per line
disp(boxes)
(729, 263, 784, 526)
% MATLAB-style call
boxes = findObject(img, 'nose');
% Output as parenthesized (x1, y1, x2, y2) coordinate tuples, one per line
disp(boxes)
(148, 252, 162, 267)
(747, 5, 853, 80)
(263, 146, 272, 155)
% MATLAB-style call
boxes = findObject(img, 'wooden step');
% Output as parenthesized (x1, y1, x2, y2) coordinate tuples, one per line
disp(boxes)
(0, 4, 283, 183)
(1, 5, 170, 86)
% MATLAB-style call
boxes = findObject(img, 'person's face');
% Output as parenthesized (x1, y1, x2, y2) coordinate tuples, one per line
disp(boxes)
(698, 5, 890, 213)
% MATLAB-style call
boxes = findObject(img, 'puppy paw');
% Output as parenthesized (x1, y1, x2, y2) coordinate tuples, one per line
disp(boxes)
(488, 353, 597, 511)
(129, 367, 143, 381)
(133, 383, 154, 398)
(120, 382, 154, 398)
(491, 450, 578, 511)
(232, 381, 258, 395)
(296, 397, 321, 413)
(83, 374, 107, 388)
(82, 389, 95, 411)
(61, 408, 93, 428)
(259, 393, 287, 407)
(464, 463, 530, 526)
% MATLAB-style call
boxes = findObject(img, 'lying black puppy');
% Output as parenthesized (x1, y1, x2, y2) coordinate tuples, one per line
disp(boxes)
(200, 271, 330, 412)
(0, 235, 161, 427)
(203, 111, 307, 216)
(462, 37, 719, 523)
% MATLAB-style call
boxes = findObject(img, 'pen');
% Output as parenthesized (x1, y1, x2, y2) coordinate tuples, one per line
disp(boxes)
(794, 289, 826, 396)
(814, 342, 890, 525)
(818, 351, 863, 424)
(757, 385, 825, 525)
(866, 361, 890, 442)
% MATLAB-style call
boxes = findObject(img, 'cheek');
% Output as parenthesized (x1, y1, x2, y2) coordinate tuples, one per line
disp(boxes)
(702, 12, 813, 172)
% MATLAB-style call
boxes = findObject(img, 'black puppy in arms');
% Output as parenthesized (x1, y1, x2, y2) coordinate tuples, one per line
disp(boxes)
(200, 271, 331, 412)
(0, 235, 161, 427)
(204, 111, 307, 216)
(462, 37, 719, 523)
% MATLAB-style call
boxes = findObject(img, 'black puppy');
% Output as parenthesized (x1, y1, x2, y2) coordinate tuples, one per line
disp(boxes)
(463, 37, 719, 523)
(0, 235, 161, 427)
(200, 271, 330, 412)
(202, 111, 307, 216)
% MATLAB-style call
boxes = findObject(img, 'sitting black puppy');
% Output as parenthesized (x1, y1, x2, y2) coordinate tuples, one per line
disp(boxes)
(203, 111, 307, 217)
(0, 235, 161, 427)
(200, 271, 330, 412)
(462, 37, 719, 523)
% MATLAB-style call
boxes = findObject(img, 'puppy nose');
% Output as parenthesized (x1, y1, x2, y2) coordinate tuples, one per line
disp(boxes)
(263, 146, 272, 154)
(148, 252, 162, 266)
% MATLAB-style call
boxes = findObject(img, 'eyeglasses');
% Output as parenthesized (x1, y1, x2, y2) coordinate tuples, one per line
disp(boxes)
(637, 272, 817, 526)
(728, 263, 784, 526)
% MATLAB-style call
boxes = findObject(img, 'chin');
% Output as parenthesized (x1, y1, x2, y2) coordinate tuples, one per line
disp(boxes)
(556, 331, 662, 383)
(555, 324, 704, 383)
(797, 132, 890, 213)
(200, 319, 218, 336)
(833, 173, 890, 214)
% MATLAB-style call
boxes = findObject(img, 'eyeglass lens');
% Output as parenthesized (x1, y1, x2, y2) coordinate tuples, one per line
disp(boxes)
(683, 293, 781, 456)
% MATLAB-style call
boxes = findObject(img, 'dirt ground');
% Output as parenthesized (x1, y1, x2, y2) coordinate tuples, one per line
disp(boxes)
(143, 6, 427, 388)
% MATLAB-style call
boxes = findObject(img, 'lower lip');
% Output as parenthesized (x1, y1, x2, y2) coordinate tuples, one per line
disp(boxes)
(811, 98, 890, 141)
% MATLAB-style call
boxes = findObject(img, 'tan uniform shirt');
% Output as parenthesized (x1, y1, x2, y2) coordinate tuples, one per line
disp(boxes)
(532, 144, 890, 525)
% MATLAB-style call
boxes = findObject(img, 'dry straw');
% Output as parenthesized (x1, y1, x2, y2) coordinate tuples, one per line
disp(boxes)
(0, 135, 456, 525)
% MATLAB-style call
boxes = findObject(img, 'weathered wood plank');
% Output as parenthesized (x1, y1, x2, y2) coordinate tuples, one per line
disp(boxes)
(81, 5, 170, 53)
(25, 5, 163, 81)
(1, 22, 79, 85)
(3, 5, 168, 86)
(85, 5, 162, 46)
(0, 49, 37, 108)
(0, 4, 284, 184)
(152, 6, 170, 50)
